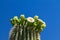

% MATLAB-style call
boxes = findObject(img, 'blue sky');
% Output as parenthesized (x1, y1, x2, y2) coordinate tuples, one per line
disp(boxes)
(0, 0, 60, 40)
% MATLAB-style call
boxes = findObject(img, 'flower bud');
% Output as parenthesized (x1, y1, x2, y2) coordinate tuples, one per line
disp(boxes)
(38, 19, 44, 25)
(10, 18, 15, 26)
(41, 23, 46, 28)
(34, 15, 38, 20)
(13, 16, 18, 20)
(20, 14, 25, 20)
(33, 22, 37, 27)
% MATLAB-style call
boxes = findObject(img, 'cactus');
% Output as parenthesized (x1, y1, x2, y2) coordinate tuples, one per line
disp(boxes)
(9, 14, 46, 40)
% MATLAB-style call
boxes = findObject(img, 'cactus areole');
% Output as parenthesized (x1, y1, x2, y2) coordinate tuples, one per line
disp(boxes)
(9, 14, 46, 40)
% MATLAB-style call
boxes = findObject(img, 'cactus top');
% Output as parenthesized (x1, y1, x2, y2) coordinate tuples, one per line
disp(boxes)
(10, 14, 46, 32)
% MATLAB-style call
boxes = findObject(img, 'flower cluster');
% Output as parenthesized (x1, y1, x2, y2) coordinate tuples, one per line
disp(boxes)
(10, 14, 46, 32)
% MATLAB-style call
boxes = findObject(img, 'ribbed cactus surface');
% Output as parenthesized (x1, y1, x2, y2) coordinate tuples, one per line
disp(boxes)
(9, 14, 46, 40)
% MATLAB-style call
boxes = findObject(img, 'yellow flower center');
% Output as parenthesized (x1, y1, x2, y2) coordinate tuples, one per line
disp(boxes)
(29, 18, 33, 21)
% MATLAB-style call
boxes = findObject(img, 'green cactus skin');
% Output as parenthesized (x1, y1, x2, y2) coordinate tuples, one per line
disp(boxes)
(29, 29, 31, 40)
(26, 27, 30, 40)
(36, 32, 40, 40)
(9, 25, 17, 40)
(30, 32, 33, 40)
(20, 25, 23, 40)
(17, 25, 21, 40)
(33, 31, 36, 40)
(22, 26, 26, 40)
(9, 24, 41, 40)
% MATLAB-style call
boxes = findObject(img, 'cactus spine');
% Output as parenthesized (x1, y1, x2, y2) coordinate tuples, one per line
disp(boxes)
(9, 14, 46, 40)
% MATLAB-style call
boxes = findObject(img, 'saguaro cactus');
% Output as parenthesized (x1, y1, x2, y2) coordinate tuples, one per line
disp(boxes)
(9, 14, 46, 40)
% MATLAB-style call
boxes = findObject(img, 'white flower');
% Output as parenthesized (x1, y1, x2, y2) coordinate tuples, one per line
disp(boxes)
(27, 17, 34, 22)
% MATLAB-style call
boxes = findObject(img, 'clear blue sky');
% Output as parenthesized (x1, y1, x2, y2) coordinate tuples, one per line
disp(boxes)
(0, 0, 60, 40)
